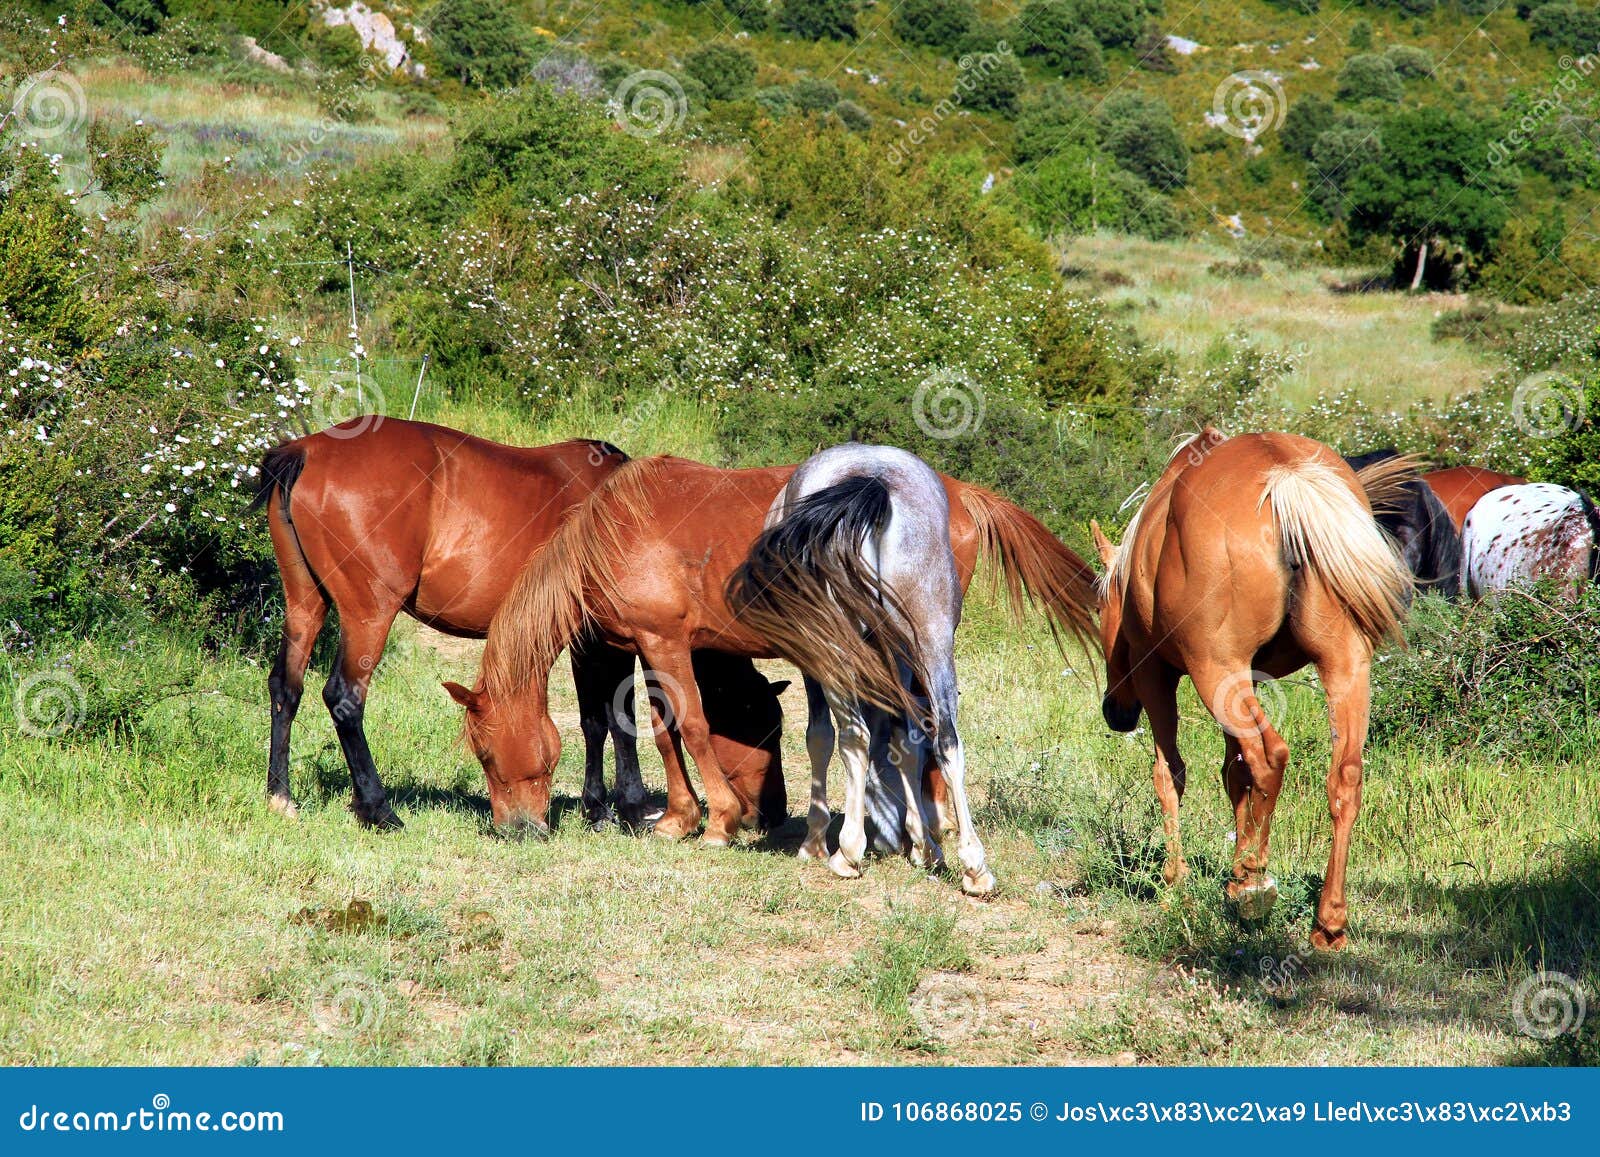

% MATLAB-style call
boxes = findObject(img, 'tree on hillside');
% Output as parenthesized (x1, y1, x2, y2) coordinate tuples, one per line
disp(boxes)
(430, 0, 535, 89)
(684, 44, 758, 101)
(1345, 108, 1518, 289)
(779, 0, 857, 40)
(1337, 53, 1404, 104)
(892, 0, 977, 51)
(1095, 92, 1188, 189)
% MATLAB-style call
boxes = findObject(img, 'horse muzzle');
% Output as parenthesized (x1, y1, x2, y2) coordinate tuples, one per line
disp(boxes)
(1102, 696, 1143, 733)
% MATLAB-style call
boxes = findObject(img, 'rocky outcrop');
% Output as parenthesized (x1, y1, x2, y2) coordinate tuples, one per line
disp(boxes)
(319, 2, 425, 76)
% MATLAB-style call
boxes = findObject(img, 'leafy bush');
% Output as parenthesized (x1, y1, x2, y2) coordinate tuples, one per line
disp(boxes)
(0, 151, 106, 350)
(958, 48, 1025, 114)
(1009, 148, 1180, 240)
(1014, 1, 1101, 76)
(778, 0, 857, 40)
(1385, 44, 1434, 78)
(429, 0, 535, 89)
(1308, 114, 1382, 219)
(1095, 92, 1188, 188)
(684, 43, 758, 101)
(1014, 84, 1096, 163)
(1280, 93, 1335, 160)
(1370, 586, 1600, 762)
(1528, 3, 1600, 53)
(1075, 0, 1148, 48)
(892, 0, 976, 50)
(832, 98, 871, 131)
(1526, 371, 1600, 491)
(1502, 287, 1600, 372)
(1337, 53, 1404, 103)
(788, 75, 841, 111)
(1479, 211, 1600, 304)
(722, 0, 772, 30)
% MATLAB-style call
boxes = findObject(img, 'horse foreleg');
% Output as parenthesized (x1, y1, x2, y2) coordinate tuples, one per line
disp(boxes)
(798, 676, 834, 861)
(637, 637, 745, 846)
(927, 663, 995, 897)
(1135, 664, 1188, 886)
(1311, 651, 1371, 951)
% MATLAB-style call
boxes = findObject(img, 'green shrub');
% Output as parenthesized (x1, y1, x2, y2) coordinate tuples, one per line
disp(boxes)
(0, 152, 107, 350)
(1502, 287, 1600, 372)
(778, 0, 857, 39)
(1014, 84, 1097, 164)
(429, 0, 535, 89)
(684, 43, 758, 101)
(1075, 0, 1148, 48)
(788, 75, 842, 111)
(1308, 114, 1383, 219)
(1526, 371, 1600, 491)
(722, 0, 772, 30)
(1096, 91, 1188, 188)
(1529, 3, 1600, 53)
(1337, 53, 1404, 103)
(1370, 586, 1600, 762)
(832, 98, 872, 131)
(1479, 212, 1600, 304)
(1348, 18, 1373, 49)
(957, 47, 1025, 114)
(1009, 148, 1180, 240)
(892, 0, 976, 51)
(1281, 93, 1335, 160)
(1014, 1, 1099, 75)
(1385, 44, 1434, 78)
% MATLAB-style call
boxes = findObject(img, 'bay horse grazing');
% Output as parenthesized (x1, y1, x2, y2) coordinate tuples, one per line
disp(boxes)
(253, 418, 782, 833)
(1093, 430, 1411, 950)
(1344, 449, 1462, 597)
(1462, 483, 1599, 598)
(451, 453, 1098, 891)
(1423, 465, 1525, 531)
(726, 445, 993, 892)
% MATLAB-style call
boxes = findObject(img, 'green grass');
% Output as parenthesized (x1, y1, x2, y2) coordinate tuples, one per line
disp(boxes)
(3, 579, 1595, 1065)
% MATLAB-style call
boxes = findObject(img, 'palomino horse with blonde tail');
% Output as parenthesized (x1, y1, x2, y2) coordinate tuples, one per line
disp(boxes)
(1092, 430, 1412, 950)
(452, 450, 1099, 892)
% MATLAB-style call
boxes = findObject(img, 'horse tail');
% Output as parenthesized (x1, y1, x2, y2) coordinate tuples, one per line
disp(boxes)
(726, 475, 924, 723)
(1349, 450, 1427, 520)
(1261, 459, 1412, 647)
(248, 444, 307, 518)
(953, 483, 1101, 657)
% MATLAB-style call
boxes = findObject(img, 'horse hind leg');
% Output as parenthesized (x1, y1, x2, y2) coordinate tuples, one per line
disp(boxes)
(823, 686, 871, 879)
(266, 517, 326, 819)
(1310, 647, 1371, 951)
(1190, 664, 1288, 921)
(1134, 664, 1188, 886)
(925, 661, 995, 897)
(323, 606, 404, 831)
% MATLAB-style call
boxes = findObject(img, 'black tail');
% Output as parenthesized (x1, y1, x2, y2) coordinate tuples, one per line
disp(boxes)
(727, 475, 924, 723)
(248, 445, 307, 518)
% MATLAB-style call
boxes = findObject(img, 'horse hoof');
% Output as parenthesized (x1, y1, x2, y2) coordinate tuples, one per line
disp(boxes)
(358, 807, 405, 832)
(797, 838, 827, 861)
(827, 851, 862, 879)
(1227, 875, 1278, 922)
(700, 832, 732, 849)
(1310, 924, 1347, 952)
(962, 868, 998, 897)
(652, 815, 696, 841)
(267, 794, 300, 820)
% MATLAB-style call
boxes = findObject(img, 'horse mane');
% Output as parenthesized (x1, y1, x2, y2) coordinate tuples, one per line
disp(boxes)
(1100, 428, 1228, 597)
(481, 456, 673, 701)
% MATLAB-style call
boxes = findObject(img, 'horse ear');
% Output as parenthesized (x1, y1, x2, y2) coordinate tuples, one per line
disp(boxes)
(442, 681, 479, 710)
(1090, 519, 1117, 567)
(768, 679, 792, 696)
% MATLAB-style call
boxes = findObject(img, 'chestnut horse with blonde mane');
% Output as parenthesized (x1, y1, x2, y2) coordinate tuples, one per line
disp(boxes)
(448, 454, 1099, 878)
(1092, 430, 1412, 950)
(255, 418, 783, 833)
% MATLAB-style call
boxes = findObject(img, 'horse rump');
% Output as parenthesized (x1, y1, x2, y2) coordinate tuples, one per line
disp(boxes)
(247, 444, 308, 518)
(726, 474, 925, 724)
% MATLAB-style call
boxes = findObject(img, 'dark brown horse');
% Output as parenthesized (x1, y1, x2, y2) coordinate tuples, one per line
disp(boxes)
(254, 418, 783, 833)
(1093, 430, 1412, 950)
(447, 455, 1099, 855)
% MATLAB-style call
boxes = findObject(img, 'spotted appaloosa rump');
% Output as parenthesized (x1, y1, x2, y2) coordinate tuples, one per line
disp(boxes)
(1462, 483, 1596, 599)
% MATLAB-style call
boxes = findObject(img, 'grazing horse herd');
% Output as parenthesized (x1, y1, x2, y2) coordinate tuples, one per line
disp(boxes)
(256, 417, 1591, 947)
